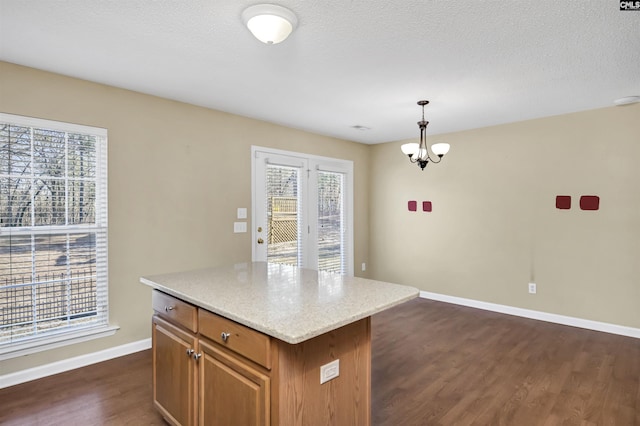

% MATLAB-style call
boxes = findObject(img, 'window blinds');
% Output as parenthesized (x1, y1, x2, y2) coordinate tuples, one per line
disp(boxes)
(265, 163, 303, 268)
(0, 113, 108, 346)
(317, 170, 346, 274)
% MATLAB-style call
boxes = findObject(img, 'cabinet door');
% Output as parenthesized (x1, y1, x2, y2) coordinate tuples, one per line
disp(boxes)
(198, 339, 270, 426)
(152, 315, 198, 426)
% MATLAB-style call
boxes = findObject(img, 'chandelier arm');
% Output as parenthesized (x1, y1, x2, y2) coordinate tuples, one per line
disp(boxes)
(427, 153, 443, 163)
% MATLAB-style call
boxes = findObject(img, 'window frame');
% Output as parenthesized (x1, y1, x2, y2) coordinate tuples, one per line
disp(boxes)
(0, 113, 116, 360)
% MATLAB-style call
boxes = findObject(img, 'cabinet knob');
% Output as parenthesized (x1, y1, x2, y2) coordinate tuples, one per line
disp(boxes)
(164, 306, 174, 312)
(193, 353, 202, 360)
(186, 349, 194, 357)
(221, 332, 231, 342)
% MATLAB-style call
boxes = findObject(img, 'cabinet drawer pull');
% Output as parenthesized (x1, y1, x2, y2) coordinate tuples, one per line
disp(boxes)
(186, 349, 194, 357)
(221, 332, 231, 342)
(193, 353, 202, 361)
(164, 306, 174, 312)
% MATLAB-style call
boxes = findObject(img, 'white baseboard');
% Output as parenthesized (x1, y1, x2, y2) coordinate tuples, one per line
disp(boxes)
(3, 295, 637, 389)
(420, 291, 640, 339)
(0, 338, 152, 389)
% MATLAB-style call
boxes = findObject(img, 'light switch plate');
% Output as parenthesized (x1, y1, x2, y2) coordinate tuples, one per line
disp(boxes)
(234, 222, 247, 233)
(237, 208, 247, 219)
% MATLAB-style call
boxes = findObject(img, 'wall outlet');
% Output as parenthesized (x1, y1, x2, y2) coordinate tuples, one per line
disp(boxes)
(320, 359, 339, 384)
(528, 283, 537, 294)
(361, 263, 366, 272)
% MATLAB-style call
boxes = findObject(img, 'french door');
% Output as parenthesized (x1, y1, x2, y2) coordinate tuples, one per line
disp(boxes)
(252, 147, 353, 275)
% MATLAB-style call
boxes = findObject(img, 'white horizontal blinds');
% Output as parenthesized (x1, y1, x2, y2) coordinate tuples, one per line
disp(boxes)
(317, 170, 346, 274)
(0, 114, 108, 345)
(94, 126, 108, 333)
(265, 160, 303, 268)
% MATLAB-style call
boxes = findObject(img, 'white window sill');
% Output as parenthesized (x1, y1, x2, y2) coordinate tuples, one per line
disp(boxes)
(0, 325, 120, 361)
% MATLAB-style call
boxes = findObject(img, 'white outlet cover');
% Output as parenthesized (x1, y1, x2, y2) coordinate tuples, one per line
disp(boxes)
(320, 359, 339, 384)
(237, 208, 247, 219)
(234, 222, 247, 233)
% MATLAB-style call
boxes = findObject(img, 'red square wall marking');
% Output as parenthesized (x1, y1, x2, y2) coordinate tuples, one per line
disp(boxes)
(580, 195, 600, 211)
(422, 201, 432, 212)
(556, 195, 571, 210)
(408, 200, 417, 211)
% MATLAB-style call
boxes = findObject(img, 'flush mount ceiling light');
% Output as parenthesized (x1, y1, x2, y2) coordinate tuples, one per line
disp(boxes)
(242, 4, 298, 45)
(613, 96, 640, 106)
(400, 100, 450, 171)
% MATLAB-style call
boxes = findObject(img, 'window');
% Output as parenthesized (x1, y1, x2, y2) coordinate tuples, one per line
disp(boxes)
(0, 113, 111, 357)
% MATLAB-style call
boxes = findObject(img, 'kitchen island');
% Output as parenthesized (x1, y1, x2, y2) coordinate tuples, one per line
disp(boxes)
(141, 262, 418, 426)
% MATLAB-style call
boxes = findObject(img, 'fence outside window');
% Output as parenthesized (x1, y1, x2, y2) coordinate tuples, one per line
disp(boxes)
(0, 113, 108, 347)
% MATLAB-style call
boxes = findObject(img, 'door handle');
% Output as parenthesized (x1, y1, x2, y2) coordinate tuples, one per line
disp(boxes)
(257, 238, 264, 244)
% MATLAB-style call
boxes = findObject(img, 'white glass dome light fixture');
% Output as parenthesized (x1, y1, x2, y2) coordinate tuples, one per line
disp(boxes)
(613, 96, 640, 106)
(242, 4, 298, 45)
(400, 100, 450, 171)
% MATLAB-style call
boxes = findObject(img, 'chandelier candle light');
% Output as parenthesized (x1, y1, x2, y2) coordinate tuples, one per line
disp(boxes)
(401, 100, 450, 170)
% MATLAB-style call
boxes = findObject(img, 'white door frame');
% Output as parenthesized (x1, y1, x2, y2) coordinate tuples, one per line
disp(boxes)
(251, 146, 354, 276)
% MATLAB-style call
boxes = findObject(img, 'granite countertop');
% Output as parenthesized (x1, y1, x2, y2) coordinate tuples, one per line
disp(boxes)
(140, 262, 419, 344)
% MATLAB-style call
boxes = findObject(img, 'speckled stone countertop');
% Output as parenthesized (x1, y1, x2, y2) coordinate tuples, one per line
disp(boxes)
(140, 262, 419, 344)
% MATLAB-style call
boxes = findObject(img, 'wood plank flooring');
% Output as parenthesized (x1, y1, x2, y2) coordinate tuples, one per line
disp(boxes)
(1, 297, 638, 425)
(0, 349, 165, 425)
(371, 298, 640, 425)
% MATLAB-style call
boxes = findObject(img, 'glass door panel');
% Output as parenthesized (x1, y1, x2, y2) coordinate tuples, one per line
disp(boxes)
(317, 171, 345, 274)
(265, 164, 301, 267)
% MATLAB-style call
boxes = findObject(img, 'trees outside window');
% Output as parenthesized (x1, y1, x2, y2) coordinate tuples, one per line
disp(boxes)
(0, 114, 108, 349)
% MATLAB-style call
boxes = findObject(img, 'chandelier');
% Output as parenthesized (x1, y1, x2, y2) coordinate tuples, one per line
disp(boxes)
(400, 100, 450, 170)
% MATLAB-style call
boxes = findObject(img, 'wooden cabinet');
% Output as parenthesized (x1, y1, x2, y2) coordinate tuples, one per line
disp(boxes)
(198, 338, 270, 426)
(152, 290, 197, 332)
(151, 289, 371, 426)
(152, 291, 269, 426)
(152, 315, 197, 426)
(198, 308, 271, 369)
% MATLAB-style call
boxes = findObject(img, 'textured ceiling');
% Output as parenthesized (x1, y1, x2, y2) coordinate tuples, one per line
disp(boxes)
(1, 1, 639, 144)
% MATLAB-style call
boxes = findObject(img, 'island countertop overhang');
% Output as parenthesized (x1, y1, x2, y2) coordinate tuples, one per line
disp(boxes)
(140, 261, 419, 344)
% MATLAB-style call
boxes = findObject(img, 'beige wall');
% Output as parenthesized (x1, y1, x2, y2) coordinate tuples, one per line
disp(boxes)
(370, 104, 640, 329)
(2, 60, 638, 378)
(0, 61, 371, 375)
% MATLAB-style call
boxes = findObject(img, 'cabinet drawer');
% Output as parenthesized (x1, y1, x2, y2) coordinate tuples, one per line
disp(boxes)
(152, 290, 197, 333)
(199, 309, 271, 369)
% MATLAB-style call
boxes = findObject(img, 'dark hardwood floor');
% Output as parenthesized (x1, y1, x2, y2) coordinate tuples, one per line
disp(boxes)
(0, 349, 165, 426)
(371, 299, 640, 426)
(1, 298, 638, 425)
